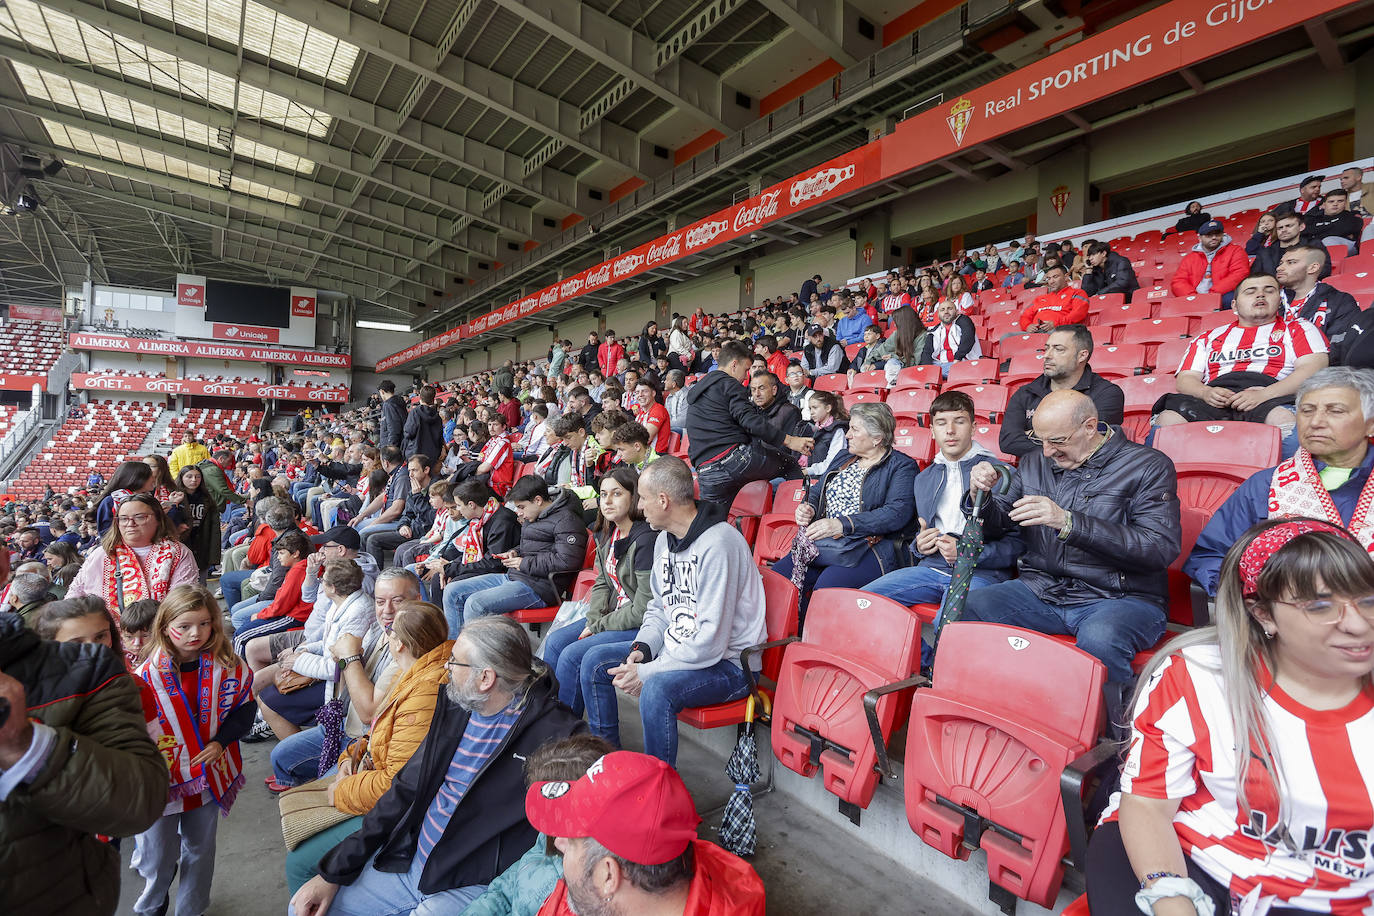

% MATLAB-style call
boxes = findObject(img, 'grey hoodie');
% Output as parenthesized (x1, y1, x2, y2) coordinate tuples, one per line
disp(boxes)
(634, 502, 768, 677)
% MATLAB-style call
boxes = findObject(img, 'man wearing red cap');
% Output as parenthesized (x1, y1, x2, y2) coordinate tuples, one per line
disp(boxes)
(526, 750, 766, 916)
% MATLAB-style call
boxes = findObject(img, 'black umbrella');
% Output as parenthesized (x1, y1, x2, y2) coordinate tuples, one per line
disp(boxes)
(933, 464, 1013, 652)
(718, 694, 765, 856)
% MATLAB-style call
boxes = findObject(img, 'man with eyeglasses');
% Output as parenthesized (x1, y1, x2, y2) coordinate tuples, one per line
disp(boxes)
(1186, 367, 1374, 595)
(962, 389, 1181, 684)
(291, 615, 584, 916)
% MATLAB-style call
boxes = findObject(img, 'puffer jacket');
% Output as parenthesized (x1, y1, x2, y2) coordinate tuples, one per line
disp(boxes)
(331, 640, 453, 815)
(0, 613, 166, 916)
(1169, 238, 1249, 296)
(977, 429, 1180, 606)
(1080, 250, 1141, 300)
(464, 834, 563, 916)
(509, 490, 589, 605)
(584, 520, 657, 634)
(805, 447, 918, 572)
(683, 369, 787, 466)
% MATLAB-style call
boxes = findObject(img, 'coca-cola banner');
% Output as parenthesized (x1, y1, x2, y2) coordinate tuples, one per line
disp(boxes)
(212, 323, 280, 344)
(176, 273, 205, 308)
(68, 332, 351, 367)
(71, 374, 348, 402)
(9, 304, 62, 322)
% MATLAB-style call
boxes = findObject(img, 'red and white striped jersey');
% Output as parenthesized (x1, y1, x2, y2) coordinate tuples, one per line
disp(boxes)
(1103, 646, 1374, 913)
(1177, 318, 1328, 383)
(881, 292, 912, 313)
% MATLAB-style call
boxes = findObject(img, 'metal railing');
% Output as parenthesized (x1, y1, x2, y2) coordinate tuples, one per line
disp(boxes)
(0, 389, 44, 492)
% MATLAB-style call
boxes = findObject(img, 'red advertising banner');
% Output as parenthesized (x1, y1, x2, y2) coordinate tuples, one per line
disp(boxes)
(176, 273, 206, 307)
(9, 304, 62, 322)
(0, 374, 47, 391)
(211, 323, 281, 344)
(71, 373, 348, 402)
(68, 332, 351, 367)
(290, 287, 317, 318)
(883, 0, 1357, 176)
(374, 0, 1353, 372)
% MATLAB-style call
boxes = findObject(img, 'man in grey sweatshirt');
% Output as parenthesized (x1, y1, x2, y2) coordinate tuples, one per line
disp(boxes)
(583, 456, 767, 765)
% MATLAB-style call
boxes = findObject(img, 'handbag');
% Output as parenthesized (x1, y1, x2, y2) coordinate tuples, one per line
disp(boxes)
(275, 669, 321, 695)
(278, 775, 356, 850)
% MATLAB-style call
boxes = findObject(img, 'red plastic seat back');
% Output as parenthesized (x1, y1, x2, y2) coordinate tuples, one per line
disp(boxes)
(757, 566, 801, 682)
(774, 479, 807, 509)
(1153, 421, 1279, 468)
(571, 568, 597, 601)
(753, 514, 800, 565)
(888, 387, 937, 423)
(905, 623, 1107, 908)
(849, 369, 888, 392)
(814, 373, 847, 393)
(945, 359, 999, 389)
(892, 426, 935, 466)
(772, 589, 923, 809)
(893, 365, 941, 389)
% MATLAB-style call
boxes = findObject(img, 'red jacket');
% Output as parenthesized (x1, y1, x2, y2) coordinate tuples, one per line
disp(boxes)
(255, 560, 313, 622)
(766, 350, 790, 380)
(1169, 242, 1250, 296)
(245, 522, 276, 568)
(597, 341, 625, 377)
(1019, 286, 1089, 329)
(535, 840, 765, 916)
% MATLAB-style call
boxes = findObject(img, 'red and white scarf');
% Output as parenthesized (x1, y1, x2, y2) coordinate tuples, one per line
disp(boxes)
(137, 648, 253, 813)
(103, 540, 182, 620)
(1268, 448, 1374, 551)
(455, 497, 499, 564)
(603, 527, 629, 610)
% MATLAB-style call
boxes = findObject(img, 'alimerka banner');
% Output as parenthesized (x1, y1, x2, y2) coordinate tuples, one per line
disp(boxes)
(71, 374, 348, 402)
(375, 0, 1354, 372)
(68, 332, 351, 367)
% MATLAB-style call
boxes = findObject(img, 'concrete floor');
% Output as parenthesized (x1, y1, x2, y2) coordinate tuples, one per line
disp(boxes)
(114, 694, 982, 916)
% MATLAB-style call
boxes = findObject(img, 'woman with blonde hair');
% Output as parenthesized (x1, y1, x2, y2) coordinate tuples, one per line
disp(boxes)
(1088, 517, 1374, 915)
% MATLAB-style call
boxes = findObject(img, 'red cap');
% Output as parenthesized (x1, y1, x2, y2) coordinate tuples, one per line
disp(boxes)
(525, 751, 700, 865)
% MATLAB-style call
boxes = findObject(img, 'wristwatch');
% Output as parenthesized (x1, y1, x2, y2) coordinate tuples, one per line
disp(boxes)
(337, 654, 363, 670)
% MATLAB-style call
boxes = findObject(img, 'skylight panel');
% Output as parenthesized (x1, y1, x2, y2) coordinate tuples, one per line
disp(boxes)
(12, 61, 318, 175)
(128, 0, 361, 85)
(0, 0, 332, 136)
(42, 118, 303, 207)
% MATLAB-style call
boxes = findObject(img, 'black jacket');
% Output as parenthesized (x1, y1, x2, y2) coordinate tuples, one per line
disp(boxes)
(761, 397, 803, 439)
(1303, 210, 1363, 248)
(403, 404, 444, 463)
(1000, 367, 1126, 458)
(1080, 251, 1141, 301)
(1333, 305, 1374, 369)
(1251, 235, 1332, 280)
(398, 486, 437, 535)
(379, 396, 407, 450)
(979, 430, 1180, 606)
(638, 334, 665, 365)
(683, 370, 788, 465)
(578, 342, 600, 374)
(1285, 282, 1361, 360)
(510, 490, 589, 605)
(318, 458, 363, 481)
(317, 671, 585, 894)
(439, 506, 521, 579)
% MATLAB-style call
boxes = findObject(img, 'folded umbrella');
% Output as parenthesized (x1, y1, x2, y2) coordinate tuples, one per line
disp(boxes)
(933, 464, 1013, 655)
(718, 695, 765, 856)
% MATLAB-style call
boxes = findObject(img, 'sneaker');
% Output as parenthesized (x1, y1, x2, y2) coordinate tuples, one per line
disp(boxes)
(242, 718, 275, 743)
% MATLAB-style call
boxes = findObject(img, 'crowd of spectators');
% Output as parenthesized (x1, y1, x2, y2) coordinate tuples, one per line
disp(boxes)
(3, 169, 1374, 915)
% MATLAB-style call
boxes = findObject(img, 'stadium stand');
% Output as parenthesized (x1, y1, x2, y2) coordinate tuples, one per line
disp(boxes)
(10, 400, 161, 499)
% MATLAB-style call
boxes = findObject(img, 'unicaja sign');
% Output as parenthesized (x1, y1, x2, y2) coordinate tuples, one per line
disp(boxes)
(212, 323, 278, 344)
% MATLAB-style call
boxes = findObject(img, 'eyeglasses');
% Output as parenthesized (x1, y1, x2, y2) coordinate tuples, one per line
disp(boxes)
(1274, 595, 1374, 626)
(118, 513, 155, 525)
(1024, 430, 1077, 447)
(444, 659, 484, 671)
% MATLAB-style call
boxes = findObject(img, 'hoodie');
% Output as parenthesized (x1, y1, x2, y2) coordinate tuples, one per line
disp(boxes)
(403, 403, 444, 463)
(682, 370, 787, 466)
(911, 444, 1023, 578)
(632, 502, 767, 677)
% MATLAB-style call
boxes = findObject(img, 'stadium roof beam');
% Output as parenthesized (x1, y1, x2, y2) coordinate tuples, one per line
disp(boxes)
(29, 0, 577, 211)
(753, 0, 866, 68)
(38, 187, 109, 284)
(1304, 20, 1345, 71)
(486, 0, 734, 134)
(147, 211, 194, 274)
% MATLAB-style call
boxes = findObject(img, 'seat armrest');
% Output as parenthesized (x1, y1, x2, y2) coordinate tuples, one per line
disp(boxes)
(1059, 739, 1121, 871)
(863, 674, 930, 781)
(741, 636, 800, 714)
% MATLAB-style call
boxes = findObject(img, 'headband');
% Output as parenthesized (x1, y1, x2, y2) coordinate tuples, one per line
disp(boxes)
(1238, 519, 1356, 596)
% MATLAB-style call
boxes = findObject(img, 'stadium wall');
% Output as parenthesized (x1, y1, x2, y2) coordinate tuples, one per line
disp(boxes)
(752, 236, 857, 302)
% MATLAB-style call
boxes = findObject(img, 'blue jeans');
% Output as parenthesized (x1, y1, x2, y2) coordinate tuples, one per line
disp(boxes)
(441, 573, 542, 637)
(355, 519, 400, 538)
(864, 564, 1002, 667)
(583, 647, 751, 765)
(272, 724, 326, 786)
(961, 579, 1166, 683)
(541, 623, 635, 716)
(220, 569, 252, 607)
(230, 599, 269, 630)
(297, 849, 486, 916)
(771, 550, 883, 623)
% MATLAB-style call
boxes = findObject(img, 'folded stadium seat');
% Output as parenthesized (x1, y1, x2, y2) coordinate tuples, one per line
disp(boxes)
(893, 365, 942, 390)
(771, 588, 926, 822)
(971, 424, 1016, 463)
(849, 369, 889, 393)
(1154, 422, 1279, 513)
(888, 387, 938, 424)
(672, 431, 690, 460)
(904, 622, 1107, 911)
(996, 332, 1048, 362)
(754, 514, 800, 566)
(509, 550, 598, 629)
(1116, 374, 1178, 441)
(842, 390, 886, 410)
(1061, 895, 1090, 916)
(677, 566, 799, 731)
(1327, 245, 1349, 272)
(729, 479, 773, 543)
(814, 373, 848, 393)
(893, 426, 935, 466)
(945, 359, 1000, 390)
(963, 385, 1011, 424)
(844, 343, 862, 362)
(1085, 343, 1148, 380)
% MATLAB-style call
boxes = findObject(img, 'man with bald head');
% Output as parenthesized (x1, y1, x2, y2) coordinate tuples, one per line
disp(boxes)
(964, 389, 1181, 683)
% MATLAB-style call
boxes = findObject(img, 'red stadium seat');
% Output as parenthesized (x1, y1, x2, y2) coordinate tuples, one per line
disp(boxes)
(1155, 294, 1221, 318)
(892, 426, 935, 466)
(905, 622, 1106, 909)
(842, 389, 886, 409)
(1001, 352, 1046, 388)
(945, 359, 1000, 389)
(772, 589, 925, 819)
(1153, 420, 1280, 467)
(888, 387, 938, 424)
(1090, 300, 1151, 326)
(893, 365, 942, 389)
(1087, 343, 1148, 380)
(1117, 316, 1193, 347)
(849, 369, 889, 392)
(964, 385, 1011, 423)
(1116, 374, 1177, 441)
(511, 567, 598, 627)
(753, 514, 800, 565)
(1086, 292, 1126, 311)
(1153, 337, 1192, 374)
(814, 373, 848, 393)
(996, 332, 1049, 362)
(774, 479, 808, 509)
(972, 424, 1017, 464)
(678, 567, 800, 730)
(729, 480, 774, 542)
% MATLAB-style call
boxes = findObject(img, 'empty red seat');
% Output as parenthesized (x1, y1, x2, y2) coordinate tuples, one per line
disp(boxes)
(753, 514, 800, 565)
(814, 373, 847, 393)
(945, 359, 999, 389)
(888, 386, 937, 423)
(892, 365, 942, 389)
(729, 480, 773, 542)
(996, 333, 1048, 361)
(1153, 337, 1192, 374)
(848, 369, 888, 392)
(1154, 294, 1221, 318)
(1087, 343, 1148, 380)
(771, 588, 924, 817)
(972, 424, 1016, 463)
(1001, 353, 1046, 388)
(842, 389, 886, 409)
(892, 426, 935, 466)
(1117, 316, 1193, 347)
(1116, 374, 1177, 441)
(773, 479, 807, 509)
(905, 622, 1107, 909)
(1153, 421, 1279, 467)
(963, 385, 1011, 423)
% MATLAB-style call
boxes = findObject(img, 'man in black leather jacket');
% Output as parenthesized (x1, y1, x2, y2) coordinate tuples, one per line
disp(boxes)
(1080, 241, 1141, 302)
(963, 390, 1181, 683)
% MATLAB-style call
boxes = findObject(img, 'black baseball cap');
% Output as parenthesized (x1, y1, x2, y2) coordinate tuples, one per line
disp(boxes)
(310, 525, 361, 550)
